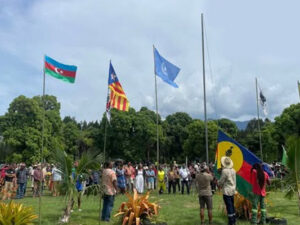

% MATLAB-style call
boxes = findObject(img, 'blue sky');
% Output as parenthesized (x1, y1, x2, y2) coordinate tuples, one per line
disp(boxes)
(0, 0, 299, 121)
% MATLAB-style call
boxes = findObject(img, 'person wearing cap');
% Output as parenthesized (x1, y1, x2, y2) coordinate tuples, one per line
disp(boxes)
(196, 164, 214, 225)
(218, 156, 236, 225)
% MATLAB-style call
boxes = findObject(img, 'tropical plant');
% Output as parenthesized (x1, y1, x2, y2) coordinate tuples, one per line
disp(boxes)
(220, 192, 270, 221)
(283, 135, 300, 215)
(114, 189, 159, 225)
(234, 193, 252, 220)
(0, 201, 38, 225)
(52, 149, 104, 223)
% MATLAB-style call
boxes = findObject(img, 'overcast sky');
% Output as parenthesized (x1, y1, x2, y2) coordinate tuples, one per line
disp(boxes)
(0, 0, 299, 122)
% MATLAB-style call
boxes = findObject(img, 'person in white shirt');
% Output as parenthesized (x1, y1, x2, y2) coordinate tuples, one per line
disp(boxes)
(218, 157, 236, 225)
(179, 165, 190, 194)
(52, 165, 62, 197)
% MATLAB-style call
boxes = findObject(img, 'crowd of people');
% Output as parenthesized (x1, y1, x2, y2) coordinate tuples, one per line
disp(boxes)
(0, 163, 62, 200)
(0, 157, 272, 225)
(101, 158, 271, 225)
(112, 161, 208, 195)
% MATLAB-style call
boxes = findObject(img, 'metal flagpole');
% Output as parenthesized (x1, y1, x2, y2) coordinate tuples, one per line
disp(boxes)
(99, 69, 110, 225)
(255, 77, 263, 160)
(39, 57, 46, 225)
(103, 86, 110, 162)
(298, 80, 300, 101)
(153, 45, 160, 165)
(201, 14, 209, 164)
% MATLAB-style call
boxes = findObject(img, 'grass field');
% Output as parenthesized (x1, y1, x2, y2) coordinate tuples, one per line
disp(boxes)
(9, 190, 300, 225)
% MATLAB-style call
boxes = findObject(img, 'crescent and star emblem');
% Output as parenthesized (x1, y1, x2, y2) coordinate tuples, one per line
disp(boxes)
(54, 67, 63, 74)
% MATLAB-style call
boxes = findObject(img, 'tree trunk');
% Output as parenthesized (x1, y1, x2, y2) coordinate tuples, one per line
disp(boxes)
(60, 198, 74, 223)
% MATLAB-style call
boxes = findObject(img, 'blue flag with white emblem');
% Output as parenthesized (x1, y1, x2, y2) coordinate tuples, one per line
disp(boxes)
(154, 46, 180, 88)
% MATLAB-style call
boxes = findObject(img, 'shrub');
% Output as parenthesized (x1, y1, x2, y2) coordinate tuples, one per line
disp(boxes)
(0, 201, 38, 225)
(114, 189, 159, 225)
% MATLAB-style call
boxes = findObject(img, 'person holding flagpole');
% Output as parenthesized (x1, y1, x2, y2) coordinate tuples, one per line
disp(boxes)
(250, 163, 270, 225)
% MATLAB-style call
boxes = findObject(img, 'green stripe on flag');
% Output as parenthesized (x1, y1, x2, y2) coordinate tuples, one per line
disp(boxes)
(236, 174, 253, 199)
(45, 68, 75, 83)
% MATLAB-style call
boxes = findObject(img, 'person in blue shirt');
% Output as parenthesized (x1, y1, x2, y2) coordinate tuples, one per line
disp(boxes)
(116, 163, 126, 194)
(146, 165, 155, 190)
(71, 161, 84, 212)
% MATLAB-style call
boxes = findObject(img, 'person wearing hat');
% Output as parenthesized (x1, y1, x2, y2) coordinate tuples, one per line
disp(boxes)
(218, 156, 236, 225)
(196, 164, 214, 225)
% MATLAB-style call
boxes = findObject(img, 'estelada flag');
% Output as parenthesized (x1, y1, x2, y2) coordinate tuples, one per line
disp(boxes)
(107, 62, 129, 112)
(216, 130, 261, 198)
(44, 56, 77, 83)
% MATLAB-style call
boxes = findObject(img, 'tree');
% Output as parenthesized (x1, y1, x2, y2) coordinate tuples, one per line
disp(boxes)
(274, 103, 300, 145)
(164, 112, 192, 162)
(283, 136, 300, 215)
(217, 118, 239, 138)
(52, 149, 103, 223)
(237, 118, 265, 159)
(0, 95, 64, 164)
(62, 116, 80, 158)
(133, 108, 162, 162)
(183, 120, 205, 161)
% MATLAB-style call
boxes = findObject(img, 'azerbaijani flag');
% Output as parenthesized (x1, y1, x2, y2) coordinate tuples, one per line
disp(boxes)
(44, 56, 77, 83)
(216, 130, 261, 199)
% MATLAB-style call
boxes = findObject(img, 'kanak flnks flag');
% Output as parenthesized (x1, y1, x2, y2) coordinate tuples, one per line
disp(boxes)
(216, 130, 262, 199)
(107, 62, 129, 113)
(44, 56, 77, 83)
(153, 46, 180, 88)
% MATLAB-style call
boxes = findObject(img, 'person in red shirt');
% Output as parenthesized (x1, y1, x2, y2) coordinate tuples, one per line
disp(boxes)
(0, 165, 8, 191)
(250, 163, 270, 225)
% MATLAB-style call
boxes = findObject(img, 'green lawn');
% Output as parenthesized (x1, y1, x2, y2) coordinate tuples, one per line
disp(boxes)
(11, 191, 300, 225)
